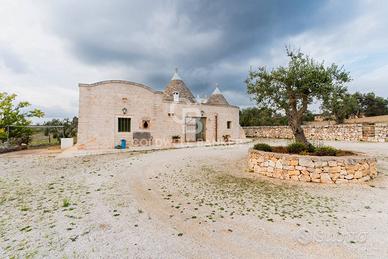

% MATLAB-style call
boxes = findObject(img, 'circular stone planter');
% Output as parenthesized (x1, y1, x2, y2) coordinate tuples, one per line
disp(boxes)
(248, 149, 377, 184)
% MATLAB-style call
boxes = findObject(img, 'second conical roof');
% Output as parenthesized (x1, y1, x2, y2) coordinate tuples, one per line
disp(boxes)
(206, 87, 229, 105)
(163, 69, 196, 103)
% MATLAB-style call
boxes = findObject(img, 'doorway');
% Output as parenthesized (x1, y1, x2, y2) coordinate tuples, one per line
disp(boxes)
(185, 117, 206, 142)
(195, 117, 206, 141)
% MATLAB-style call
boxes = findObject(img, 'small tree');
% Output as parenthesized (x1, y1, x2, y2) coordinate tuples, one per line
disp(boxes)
(246, 48, 351, 144)
(239, 107, 288, 126)
(64, 117, 78, 138)
(360, 92, 388, 116)
(43, 118, 63, 143)
(0, 92, 44, 144)
(44, 117, 78, 142)
(321, 87, 360, 124)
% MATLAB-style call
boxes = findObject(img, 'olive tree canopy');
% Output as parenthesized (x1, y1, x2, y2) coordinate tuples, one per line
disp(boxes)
(246, 49, 351, 144)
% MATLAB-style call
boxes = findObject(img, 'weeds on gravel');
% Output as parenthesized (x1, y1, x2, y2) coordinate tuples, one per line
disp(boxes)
(158, 165, 342, 226)
(20, 205, 30, 212)
(62, 198, 71, 207)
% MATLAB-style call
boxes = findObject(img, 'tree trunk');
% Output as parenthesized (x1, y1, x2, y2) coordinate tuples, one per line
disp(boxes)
(289, 116, 309, 145)
(287, 93, 310, 145)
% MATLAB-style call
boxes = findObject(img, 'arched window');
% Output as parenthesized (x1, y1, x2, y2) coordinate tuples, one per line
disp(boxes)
(141, 120, 150, 129)
(143, 120, 149, 129)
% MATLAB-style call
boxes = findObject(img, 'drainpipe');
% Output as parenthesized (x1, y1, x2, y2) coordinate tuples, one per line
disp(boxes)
(184, 116, 187, 142)
(215, 115, 218, 142)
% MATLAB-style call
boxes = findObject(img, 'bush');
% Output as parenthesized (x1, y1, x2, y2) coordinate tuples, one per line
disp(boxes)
(306, 143, 316, 153)
(314, 146, 337, 156)
(253, 142, 339, 156)
(286, 142, 307, 154)
(253, 143, 272, 152)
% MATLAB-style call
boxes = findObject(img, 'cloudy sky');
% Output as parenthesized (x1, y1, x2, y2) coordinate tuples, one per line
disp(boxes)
(1, 0, 388, 120)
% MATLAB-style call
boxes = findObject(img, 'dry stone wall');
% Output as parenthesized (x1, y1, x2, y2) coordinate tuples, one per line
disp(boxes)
(244, 123, 388, 142)
(248, 149, 377, 184)
(375, 123, 388, 142)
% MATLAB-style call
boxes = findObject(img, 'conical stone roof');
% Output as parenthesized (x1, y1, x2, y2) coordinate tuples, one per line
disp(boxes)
(163, 69, 196, 103)
(206, 87, 229, 105)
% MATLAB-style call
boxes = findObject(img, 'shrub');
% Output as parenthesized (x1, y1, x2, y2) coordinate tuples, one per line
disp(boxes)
(306, 143, 316, 153)
(253, 143, 272, 152)
(287, 142, 307, 154)
(314, 146, 337, 156)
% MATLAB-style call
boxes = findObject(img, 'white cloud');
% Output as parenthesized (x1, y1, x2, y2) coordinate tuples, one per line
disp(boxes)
(0, 0, 387, 121)
(274, 0, 388, 95)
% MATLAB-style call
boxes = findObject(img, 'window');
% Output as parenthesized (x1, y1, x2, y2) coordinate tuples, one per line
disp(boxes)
(173, 91, 180, 102)
(227, 121, 232, 129)
(118, 117, 131, 132)
(142, 120, 150, 129)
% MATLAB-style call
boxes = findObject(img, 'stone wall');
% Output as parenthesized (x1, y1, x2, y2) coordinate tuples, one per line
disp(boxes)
(375, 123, 388, 142)
(248, 149, 377, 184)
(244, 123, 388, 142)
(244, 126, 294, 139)
(0, 144, 27, 154)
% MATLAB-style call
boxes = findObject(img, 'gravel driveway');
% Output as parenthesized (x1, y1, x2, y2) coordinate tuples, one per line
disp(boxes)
(0, 140, 387, 258)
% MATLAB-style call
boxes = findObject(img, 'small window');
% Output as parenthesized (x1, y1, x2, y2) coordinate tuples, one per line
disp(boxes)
(142, 120, 149, 129)
(118, 117, 131, 132)
(227, 121, 232, 129)
(173, 91, 180, 102)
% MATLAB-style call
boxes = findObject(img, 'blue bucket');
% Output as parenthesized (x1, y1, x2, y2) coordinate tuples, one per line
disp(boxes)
(121, 139, 126, 149)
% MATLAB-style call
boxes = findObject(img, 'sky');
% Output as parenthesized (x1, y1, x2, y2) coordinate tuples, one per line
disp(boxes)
(0, 0, 388, 120)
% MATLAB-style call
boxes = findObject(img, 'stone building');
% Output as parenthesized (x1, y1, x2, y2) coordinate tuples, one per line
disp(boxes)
(77, 70, 245, 149)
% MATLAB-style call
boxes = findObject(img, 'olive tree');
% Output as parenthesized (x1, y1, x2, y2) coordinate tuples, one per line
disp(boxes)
(321, 87, 360, 124)
(44, 117, 78, 142)
(246, 49, 351, 144)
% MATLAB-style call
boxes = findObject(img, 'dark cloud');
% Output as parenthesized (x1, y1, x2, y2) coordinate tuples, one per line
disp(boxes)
(43, 0, 361, 106)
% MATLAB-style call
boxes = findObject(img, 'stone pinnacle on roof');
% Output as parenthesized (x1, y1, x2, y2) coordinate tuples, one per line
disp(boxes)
(171, 68, 182, 81)
(196, 94, 201, 103)
(212, 86, 222, 95)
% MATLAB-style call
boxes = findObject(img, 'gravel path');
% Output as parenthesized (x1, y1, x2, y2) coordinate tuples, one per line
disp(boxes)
(0, 141, 387, 258)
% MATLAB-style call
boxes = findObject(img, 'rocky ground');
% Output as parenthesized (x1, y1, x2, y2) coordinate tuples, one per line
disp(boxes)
(0, 140, 387, 258)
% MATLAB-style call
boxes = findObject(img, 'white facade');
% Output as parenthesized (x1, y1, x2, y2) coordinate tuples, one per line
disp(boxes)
(77, 74, 245, 149)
